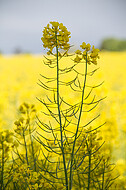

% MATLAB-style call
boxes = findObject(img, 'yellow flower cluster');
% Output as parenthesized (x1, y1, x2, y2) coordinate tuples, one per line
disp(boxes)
(12, 163, 55, 190)
(80, 42, 91, 51)
(90, 45, 100, 65)
(41, 21, 71, 54)
(0, 130, 18, 157)
(74, 42, 100, 65)
(0, 130, 13, 143)
(19, 102, 36, 114)
(13, 164, 40, 190)
(14, 103, 36, 134)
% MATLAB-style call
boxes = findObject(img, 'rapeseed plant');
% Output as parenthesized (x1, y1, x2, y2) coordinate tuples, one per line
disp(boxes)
(35, 21, 117, 189)
(11, 103, 42, 189)
(0, 130, 16, 189)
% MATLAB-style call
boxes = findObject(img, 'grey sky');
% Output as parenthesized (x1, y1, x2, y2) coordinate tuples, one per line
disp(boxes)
(0, 0, 126, 54)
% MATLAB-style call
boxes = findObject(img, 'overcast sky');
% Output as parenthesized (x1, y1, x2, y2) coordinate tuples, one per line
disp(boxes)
(0, 0, 126, 54)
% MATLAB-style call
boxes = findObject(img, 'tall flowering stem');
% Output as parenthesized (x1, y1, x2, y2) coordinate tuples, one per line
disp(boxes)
(38, 21, 114, 189)
(55, 31, 68, 189)
(69, 52, 88, 189)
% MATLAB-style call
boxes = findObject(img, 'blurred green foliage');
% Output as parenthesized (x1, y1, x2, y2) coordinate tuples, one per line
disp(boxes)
(101, 38, 126, 51)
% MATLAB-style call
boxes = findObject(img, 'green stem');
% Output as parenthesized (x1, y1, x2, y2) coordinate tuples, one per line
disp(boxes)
(87, 150, 91, 190)
(55, 32, 68, 190)
(1, 139, 4, 190)
(102, 161, 105, 190)
(23, 130, 29, 165)
(69, 52, 88, 190)
(29, 127, 36, 171)
(27, 111, 36, 171)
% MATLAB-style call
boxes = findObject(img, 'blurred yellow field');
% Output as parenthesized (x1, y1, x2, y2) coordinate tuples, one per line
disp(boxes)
(0, 52, 126, 133)
(0, 52, 126, 188)
(1, 0, 126, 188)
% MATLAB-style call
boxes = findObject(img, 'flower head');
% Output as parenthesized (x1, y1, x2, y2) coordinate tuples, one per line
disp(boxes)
(85, 43, 91, 51)
(80, 43, 100, 65)
(90, 45, 100, 65)
(80, 42, 91, 52)
(74, 55, 82, 63)
(75, 50, 82, 55)
(41, 21, 71, 53)
(80, 42, 86, 49)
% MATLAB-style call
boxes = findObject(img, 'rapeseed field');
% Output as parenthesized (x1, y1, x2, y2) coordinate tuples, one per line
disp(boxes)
(0, 20, 126, 190)
(0, 51, 126, 189)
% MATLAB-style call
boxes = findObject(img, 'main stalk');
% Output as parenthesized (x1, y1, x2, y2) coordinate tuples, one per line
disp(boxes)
(55, 32, 68, 190)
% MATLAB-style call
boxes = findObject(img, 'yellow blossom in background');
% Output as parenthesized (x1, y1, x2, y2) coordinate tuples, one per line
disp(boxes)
(73, 55, 82, 63)
(116, 159, 126, 175)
